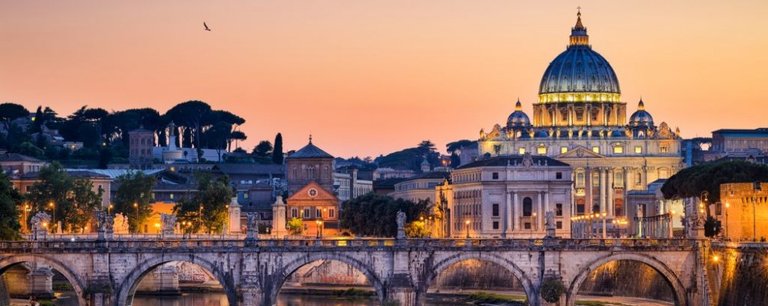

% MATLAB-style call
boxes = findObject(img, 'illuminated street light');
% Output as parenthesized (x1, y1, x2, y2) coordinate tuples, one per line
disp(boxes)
(465, 220, 471, 239)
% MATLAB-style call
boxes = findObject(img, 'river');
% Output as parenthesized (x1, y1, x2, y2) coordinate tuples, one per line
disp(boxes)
(131, 293, 470, 306)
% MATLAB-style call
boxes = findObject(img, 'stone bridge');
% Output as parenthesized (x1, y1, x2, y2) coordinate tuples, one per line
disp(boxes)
(0, 238, 714, 306)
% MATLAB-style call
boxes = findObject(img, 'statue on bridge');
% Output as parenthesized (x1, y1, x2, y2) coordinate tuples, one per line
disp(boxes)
(545, 211, 556, 238)
(30, 212, 51, 240)
(246, 213, 260, 241)
(95, 210, 114, 240)
(396, 210, 406, 240)
(160, 213, 177, 236)
(114, 213, 130, 235)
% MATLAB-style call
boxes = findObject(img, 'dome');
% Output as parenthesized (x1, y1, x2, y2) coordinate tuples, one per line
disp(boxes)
(629, 99, 654, 127)
(538, 11, 620, 95)
(506, 100, 531, 129)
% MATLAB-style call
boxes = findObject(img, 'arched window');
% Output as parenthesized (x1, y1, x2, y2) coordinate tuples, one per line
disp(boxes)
(523, 197, 533, 217)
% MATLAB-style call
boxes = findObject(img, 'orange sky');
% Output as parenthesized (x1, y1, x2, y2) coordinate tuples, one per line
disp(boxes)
(1, 1, 767, 158)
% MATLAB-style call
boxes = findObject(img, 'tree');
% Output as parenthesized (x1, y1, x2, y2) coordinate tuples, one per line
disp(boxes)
(66, 179, 103, 233)
(662, 160, 768, 203)
(174, 173, 232, 234)
(253, 140, 273, 157)
(287, 217, 303, 235)
(26, 163, 73, 233)
(450, 152, 461, 168)
(113, 172, 156, 233)
(704, 216, 721, 237)
(272, 133, 284, 164)
(540, 277, 566, 303)
(0, 172, 22, 240)
(340, 193, 430, 237)
(0, 103, 29, 129)
(165, 100, 213, 149)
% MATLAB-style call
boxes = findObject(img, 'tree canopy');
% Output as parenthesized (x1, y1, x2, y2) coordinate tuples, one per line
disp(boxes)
(375, 140, 440, 172)
(0, 172, 22, 240)
(174, 173, 233, 234)
(340, 193, 429, 237)
(661, 160, 768, 202)
(113, 172, 156, 232)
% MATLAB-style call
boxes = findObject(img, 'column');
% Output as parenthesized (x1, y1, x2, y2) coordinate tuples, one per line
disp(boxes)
(641, 166, 648, 189)
(599, 168, 606, 214)
(514, 193, 520, 231)
(544, 191, 550, 217)
(623, 167, 629, 215)
(538, 192, 544, 231)
(607, 168, 614, 217)
(586, 167, 593, 213)
(504, 191, 511, 237)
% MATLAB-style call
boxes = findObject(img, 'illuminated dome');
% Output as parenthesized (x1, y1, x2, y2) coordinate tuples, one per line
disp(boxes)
(629, 99, 654, 127)
(506, 100, 531, 129)
(538, 10, 620, 101)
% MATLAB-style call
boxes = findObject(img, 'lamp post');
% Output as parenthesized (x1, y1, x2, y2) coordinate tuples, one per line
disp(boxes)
(724, 202, 730, 239)
(108, 204, 113, 215)
(465, 220, 471, 239)
(48, 201, 55, 234)
(133, 202, 139, 233)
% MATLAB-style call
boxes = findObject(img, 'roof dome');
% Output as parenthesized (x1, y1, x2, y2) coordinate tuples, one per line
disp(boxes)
(506, 100, 531, 129)
(539, 11, 620, 95)
(629, 99, 654, 127)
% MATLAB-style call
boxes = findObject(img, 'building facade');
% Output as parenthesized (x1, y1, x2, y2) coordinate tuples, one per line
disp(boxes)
(128, 128, 154, 169)
(718, 182, 768, 241)
(474, 11, 683, 221)
(284, 138, 339, 236)
(443, 154, 573, 239)
(389, 171, 451, 203)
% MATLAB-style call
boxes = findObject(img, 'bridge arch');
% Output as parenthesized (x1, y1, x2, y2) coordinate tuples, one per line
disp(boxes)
(115, 253, 237, 306)
(566, 253, 687, 306)
(423, 252, 536, 305)
(0, 255, 88, 306)
(268, 253, 386, 305)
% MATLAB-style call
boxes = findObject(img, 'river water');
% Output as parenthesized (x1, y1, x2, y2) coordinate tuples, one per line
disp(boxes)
(131, 293, 467, 306)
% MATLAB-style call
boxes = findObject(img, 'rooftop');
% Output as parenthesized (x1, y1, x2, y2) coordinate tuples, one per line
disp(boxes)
(458, 155, 569, 169)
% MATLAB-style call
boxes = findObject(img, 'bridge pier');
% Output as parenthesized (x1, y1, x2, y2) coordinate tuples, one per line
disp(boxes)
(386, 273, 418, 306)
(28, 266, 54, 299)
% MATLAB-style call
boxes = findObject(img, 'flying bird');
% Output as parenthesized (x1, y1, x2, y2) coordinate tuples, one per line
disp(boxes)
(203, 22, 211, 31)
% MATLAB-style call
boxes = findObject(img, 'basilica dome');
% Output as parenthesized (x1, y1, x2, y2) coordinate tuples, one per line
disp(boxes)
(506, 100, 531, 129)
(629, 99, 654, 127)
(538, 11, 620, 97)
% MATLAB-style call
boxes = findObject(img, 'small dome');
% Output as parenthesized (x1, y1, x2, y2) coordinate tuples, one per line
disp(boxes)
(506, 100, 531, 129)
(629, 99, 654, 127)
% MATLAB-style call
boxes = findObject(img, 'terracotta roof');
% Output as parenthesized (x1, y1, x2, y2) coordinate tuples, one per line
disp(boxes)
(288, 142, 333, 159)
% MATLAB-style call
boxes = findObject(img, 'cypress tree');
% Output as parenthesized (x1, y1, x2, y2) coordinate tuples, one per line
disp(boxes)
(272, 133, 284, 164)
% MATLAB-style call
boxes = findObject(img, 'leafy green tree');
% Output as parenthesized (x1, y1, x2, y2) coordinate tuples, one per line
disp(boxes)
(113, 172, 156, 232)
(174, 174, 232, 234)
(0, 172, 22, 240)
(287, 217, 304, 235)
(340, 193, 429, 237)
(662, 160, 768, 203)
(65, 179, 103, 233)
(26, 163, 73, 233)
(165, 100, 212, 149)
(253, 140, 273, 157)
(273, 133, 284, 164)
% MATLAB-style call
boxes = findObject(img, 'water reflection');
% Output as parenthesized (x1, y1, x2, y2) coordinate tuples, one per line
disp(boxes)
(133, 293, 228, 306)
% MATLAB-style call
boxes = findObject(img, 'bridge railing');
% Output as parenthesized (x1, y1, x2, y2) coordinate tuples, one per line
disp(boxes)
(0, 237, 704, 252)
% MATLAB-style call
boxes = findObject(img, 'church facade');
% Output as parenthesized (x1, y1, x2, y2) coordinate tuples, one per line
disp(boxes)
(473, 11, 683, 224)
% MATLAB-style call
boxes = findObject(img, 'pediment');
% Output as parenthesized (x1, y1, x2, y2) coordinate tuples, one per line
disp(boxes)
(558, 146, 604, 158)
(287, 181, 337, 202)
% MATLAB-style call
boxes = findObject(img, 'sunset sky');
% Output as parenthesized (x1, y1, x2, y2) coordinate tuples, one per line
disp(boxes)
(1, 1, 767, 158)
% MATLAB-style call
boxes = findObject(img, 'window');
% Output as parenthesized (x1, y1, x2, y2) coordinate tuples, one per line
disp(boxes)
(316, 209, 322, 218)
(524, 222, 531, 230)
(329, 209, 335, 218)
(492, 172, 499, 180)
(635, 173, 642, 185)
(576, 172, 585, 187)
(244, 193, 249, 199)
(634, 146, 642, 154)
(303, 208, 310, 218)
(523, 197, 533, 217)
(493, 221, 499, 230)
(291, 208, 298, 218)
(592, 146, 600, 154)
(556, 172, 563, 179)
(537, 146, 547, 155)
(660, 146, 669, 153)
(518, 147, 526, 155)
(613, 146, 624, 154)
(556, 221, 563, 229)
(560, 146, 568, 154)
(556, 203, 563, 216)
(169, 193, 174, 200)
(492, 203, 499, 217)
(593, 173, 600, 187)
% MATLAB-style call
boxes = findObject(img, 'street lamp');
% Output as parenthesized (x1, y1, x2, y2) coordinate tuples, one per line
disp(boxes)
(465, 220, 471, 239)
(108, 204, 113, 215)
(724, 202, 730, 239)
(48, 201, 55, 234)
